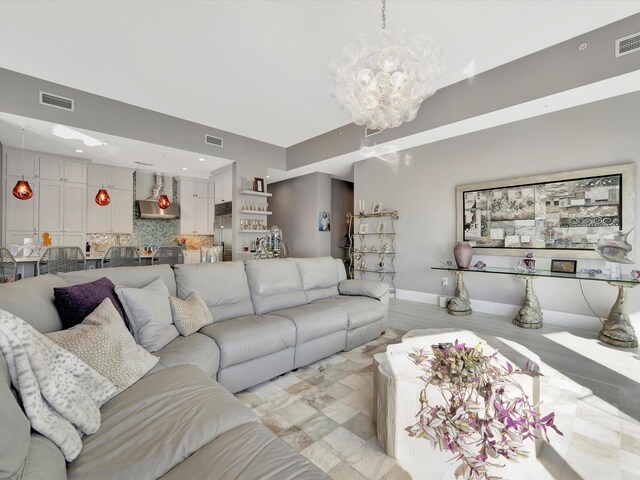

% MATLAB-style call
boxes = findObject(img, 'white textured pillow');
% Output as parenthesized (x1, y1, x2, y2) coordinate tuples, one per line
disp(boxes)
(169, 292, 213, 336)
(46, 298, 158, 394)
(115, 278, 179, 352)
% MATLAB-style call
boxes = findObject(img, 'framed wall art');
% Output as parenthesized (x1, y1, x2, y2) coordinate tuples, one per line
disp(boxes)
(455, 164, 635, 259)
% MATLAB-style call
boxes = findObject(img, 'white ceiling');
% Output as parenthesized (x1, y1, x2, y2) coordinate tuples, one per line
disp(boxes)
(0, 1, 638, 148)
(0, 112, 232, 178)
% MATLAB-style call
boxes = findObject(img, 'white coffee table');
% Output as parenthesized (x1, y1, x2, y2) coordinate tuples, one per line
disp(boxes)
(373, 328, 542, 479)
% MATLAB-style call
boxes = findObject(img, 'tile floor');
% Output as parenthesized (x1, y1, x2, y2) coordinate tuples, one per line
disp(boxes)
(236, 299, 640, 480)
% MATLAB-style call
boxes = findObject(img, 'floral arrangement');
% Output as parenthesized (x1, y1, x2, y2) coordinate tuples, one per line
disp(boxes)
(406, 340, 562, 480)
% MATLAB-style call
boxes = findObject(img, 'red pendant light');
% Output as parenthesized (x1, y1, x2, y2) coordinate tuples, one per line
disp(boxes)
(158, 194, 171, 209)
(95, 186, 110, 206)
(12, 176, 33, 200)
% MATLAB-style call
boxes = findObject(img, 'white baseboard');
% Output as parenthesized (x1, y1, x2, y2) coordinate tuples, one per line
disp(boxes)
(395, 289, 602, 330)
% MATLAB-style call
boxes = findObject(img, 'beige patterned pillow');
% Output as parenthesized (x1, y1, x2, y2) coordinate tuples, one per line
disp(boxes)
(169, 292, 213, 336)
(46, 298, 158, 394)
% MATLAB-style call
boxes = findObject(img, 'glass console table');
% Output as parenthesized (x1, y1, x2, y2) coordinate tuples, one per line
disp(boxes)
(431, 266, 638, 349)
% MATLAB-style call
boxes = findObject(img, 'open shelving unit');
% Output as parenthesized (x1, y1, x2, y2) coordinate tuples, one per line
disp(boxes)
(347, 210, 399, 297)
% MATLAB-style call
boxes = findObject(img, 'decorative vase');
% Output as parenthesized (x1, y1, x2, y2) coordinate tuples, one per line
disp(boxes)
(453, 242, 473, 268)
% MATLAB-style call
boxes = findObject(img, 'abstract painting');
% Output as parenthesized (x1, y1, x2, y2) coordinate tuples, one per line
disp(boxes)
(455, 164, 635, 258)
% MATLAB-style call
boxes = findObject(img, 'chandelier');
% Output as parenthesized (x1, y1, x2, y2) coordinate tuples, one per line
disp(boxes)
(330, 0, 444, 130)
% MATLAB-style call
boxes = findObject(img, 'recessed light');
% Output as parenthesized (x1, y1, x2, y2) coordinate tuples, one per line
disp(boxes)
(266, 175, 270, 179)
(199, 158, 205, 162)
(182, 167, 188, 170)
(75, 149, 83, 153)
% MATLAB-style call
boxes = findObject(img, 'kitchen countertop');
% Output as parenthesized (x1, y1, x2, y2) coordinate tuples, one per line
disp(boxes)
(15, 252, 157, 263)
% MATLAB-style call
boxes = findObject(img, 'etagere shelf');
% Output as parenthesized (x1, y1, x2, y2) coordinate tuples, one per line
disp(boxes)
(347, 210, 399, 297)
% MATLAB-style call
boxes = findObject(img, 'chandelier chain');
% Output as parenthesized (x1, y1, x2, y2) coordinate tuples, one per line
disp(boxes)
(381, 0, 386, 30)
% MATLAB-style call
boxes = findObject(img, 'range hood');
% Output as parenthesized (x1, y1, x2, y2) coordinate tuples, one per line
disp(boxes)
(137, 200, 180, 219)
(136, 173, 180, 219)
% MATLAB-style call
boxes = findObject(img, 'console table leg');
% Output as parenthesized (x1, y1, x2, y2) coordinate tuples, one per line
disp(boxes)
(513, 276, 543, 329)
(447, 271, 472, 316)
(600, 283, 638, 348)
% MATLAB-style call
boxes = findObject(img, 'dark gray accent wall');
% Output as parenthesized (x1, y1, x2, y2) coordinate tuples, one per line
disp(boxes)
(287, 13, 640, 170)
(331, 179, 353, 260)
(0, 67, 286, 168)
(354, 91, 640, 326)
(269, 172, 332, 257)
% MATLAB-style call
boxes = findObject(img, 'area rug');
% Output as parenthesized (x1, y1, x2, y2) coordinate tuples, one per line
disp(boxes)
(236, 328, 640, 480)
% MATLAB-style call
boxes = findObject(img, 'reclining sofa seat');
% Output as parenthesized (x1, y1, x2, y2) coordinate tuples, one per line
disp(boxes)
(0, 268, 327, 480)
(174, 262, 296, 394)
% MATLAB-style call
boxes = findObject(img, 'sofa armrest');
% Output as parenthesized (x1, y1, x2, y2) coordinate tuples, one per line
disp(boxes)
(338, 279, 389, 300)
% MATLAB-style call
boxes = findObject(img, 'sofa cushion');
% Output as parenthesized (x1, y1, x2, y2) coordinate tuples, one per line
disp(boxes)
(315, 296, 387, 330)
(160, 422, 328, 480)
(46, 298, 158, 393)
(115, 278, 179, 352)
(148, 333, 220, 378)
(174, 263, 254, 322)
(200, 315, 295, 369)
(53, 277, 126, 329)
(271, 303, 348, 344)
(67, 365, 256, 480)
(338, 279, 390, 300)
(294, 257, 341, 302)
(245, 259, 308, 314)
(59, 264, 177, 296)
(16, 433, 67, 480)
(0, 355, 31, 479)
(169, 292, 213, 336)
(0, 274, 66, 333)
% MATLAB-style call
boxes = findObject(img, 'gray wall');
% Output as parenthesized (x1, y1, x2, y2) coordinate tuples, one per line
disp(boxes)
(287, 13, 640, 170)
(270, 172, 332, 257)
(354, 91, 640, 328)
(331, 179, 354, 260)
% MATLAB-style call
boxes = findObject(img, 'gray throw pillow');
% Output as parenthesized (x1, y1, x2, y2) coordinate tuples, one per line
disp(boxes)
(46, 298, 158, 394)
(115, 278, 179, 352)
(169, 292, 213, 336)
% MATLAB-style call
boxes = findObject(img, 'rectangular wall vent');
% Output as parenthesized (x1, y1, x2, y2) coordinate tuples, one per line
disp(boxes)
(39, 91, 74, 111)
(205, 134, 223, 147)
(365, 127, 381, 137)
(616, 32, 640, 57)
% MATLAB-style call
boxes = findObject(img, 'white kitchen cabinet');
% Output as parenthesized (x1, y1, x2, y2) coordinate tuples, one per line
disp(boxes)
(5, 231, 39, 248)
(214, 170, 232, 204)
(183, 250, 201, 264)
(39, 158, 86, 183)
(86, 187, 132, 234)
(5, 152, 39, 178)
(38, 180, 64, 232)
(110, 189, 133, 233)
(179, 196, 194, 235)
(61, 233, 85, 249)
(178, 195, 208, 234)
(180, 178, 208, 198)
(87, 164, 133, 190)
(193, 197, 208, 234)
(87, 196, 111, 233)
(63, 183, 86, 232)
(207, 198, 216, 235)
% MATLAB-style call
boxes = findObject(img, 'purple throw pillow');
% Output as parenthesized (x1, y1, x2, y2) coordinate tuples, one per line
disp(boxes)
(54, 277, 127, 329)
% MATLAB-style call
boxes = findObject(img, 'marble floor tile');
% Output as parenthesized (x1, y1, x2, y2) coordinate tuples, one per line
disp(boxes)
(380, 465, 412, 479)
(343, 412, 376, 441)
(272, 372, 303, 389)
(325, 382, 356, 401)
(261, 413, 297, 436)
(347, 439, 397, 480)
(276, 400, 318, 424)
(281, 428, 315, 451)
(322, 426, 366, 459)
(300, 414, 340, 440)
(328, 462, 368, 480)
(322, 401, 359, 424)
(300, 441, 342, 473)
(340, 372, 372, 390)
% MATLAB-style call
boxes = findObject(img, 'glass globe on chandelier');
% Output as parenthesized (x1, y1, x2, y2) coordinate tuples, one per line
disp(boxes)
(330, 0, 445, 130)
(12, 128, 33, 200)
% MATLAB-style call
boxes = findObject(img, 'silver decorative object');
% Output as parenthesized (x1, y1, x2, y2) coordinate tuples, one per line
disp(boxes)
(447, 271, 472, 316)
(595, 229, 634, 264)
(512, 276, 543, 329)
(599, 282, 638, 348)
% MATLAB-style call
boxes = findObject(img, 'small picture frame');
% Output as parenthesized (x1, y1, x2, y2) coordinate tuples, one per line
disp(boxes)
(372, 202, 382, 214)
(358, 223, 369, 234)
(253, 177, 265, 193)
(550, 259, 577, 274)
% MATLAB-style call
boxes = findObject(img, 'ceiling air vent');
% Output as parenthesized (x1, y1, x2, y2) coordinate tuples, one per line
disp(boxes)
(134, 161, 154, 166)
(365, 127, 381, 138)
(616, 32, 640, 57)
(205, 134, 223, 147)
(39, 91, 74, 111)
